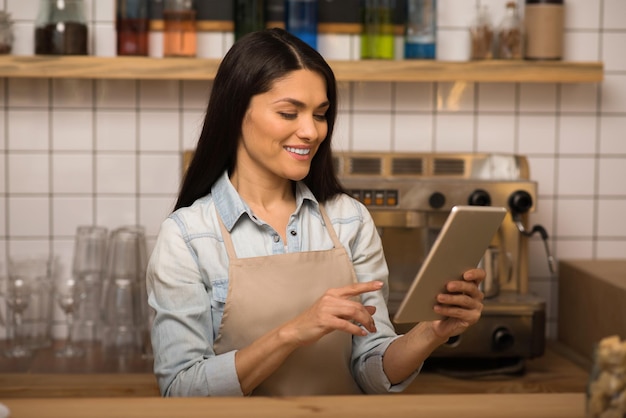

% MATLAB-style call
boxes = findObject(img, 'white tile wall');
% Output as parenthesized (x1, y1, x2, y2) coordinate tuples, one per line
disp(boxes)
(603, 0, 626, 30)
(1, 0, 625, 341)
(564, 0, 601, 30)
(558, 115, 597, 155)
(476, 115, 516, 153)
(600, 116, 626, 154)
(477, 83, 516, 112)
(557, 158, 595, 196)
(435, 114, 474, 151)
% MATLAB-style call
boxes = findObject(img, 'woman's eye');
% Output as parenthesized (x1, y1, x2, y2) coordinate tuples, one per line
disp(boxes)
(314, 114, 327, 121)
(279, 112, 297, 120)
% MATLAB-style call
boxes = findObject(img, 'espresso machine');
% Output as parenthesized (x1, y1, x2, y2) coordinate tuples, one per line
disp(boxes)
(334, 152, 551, 366)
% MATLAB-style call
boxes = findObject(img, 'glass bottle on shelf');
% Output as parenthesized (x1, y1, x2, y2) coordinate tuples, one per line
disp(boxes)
(116, 0, 150, 56)
(361, 0, 395, 60)
(404, 0, 436, 59)
(0, 11, 14, 54)
(285, 0, 318, 50)
(234, 0, 265, 42)
(469, 3, 494, 60)
(163, 0, 197, 57)
(34, 0, 89, 55)
(496, 1, 523, 59)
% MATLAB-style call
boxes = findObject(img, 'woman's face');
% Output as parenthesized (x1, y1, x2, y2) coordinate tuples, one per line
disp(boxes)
(236, 69, 329, 183)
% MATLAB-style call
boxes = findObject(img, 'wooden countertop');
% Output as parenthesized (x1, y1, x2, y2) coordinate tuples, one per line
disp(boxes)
(0, 393, 587, 418)
(0, 341, 589, 399)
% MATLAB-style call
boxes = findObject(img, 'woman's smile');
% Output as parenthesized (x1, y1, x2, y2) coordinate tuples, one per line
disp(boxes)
(284, 146, 312, 159)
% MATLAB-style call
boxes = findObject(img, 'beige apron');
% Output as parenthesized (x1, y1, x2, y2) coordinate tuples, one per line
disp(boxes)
(213, 205, 363, 396)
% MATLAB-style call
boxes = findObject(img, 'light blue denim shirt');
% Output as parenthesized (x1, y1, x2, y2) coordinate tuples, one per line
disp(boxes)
(146, 171, 420, 397)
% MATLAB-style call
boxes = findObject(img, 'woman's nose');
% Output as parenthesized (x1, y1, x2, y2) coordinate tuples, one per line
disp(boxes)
(296, 115, 320, 140)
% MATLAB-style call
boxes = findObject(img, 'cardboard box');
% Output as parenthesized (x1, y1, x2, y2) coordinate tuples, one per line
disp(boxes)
(558, 259, 626, 362)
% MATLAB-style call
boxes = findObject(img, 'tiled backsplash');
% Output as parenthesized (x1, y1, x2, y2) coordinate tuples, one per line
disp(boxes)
(1, 0, 625, 339)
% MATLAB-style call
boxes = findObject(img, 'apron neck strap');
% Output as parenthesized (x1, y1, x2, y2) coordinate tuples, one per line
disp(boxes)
(318, 204, 343, 249)
(216, 203, 344, 260)
(217, 212, 238, 260)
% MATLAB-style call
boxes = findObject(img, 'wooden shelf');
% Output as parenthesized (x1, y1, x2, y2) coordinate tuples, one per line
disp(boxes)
(0, 55, 603, 83)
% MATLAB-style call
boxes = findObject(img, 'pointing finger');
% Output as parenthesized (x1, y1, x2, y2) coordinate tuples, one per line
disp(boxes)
(331, 281, 384, 298)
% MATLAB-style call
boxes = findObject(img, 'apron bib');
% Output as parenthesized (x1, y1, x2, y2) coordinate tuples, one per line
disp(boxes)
(213, 205, 363, 396)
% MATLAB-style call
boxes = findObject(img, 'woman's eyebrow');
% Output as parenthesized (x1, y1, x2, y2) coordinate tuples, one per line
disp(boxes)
(274, 97, 330, 109)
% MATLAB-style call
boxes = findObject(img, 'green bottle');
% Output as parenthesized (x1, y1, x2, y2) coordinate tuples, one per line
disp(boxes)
(234, 0, 266, 41)
(361, 0, 395, 59)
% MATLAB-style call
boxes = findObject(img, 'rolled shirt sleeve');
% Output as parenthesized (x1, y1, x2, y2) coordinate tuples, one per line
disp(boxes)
(147, 216, 244, 397)
(343, 198, 421, 393)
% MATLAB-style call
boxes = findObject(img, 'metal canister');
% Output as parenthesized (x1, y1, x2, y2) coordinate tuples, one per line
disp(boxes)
(524, 0, 564, 60)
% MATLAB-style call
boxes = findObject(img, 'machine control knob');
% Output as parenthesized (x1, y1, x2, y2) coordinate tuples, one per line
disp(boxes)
(492, 327, 515, 351)
(508, 190, 533, 214)
(429, 192, 446, 209)
(468, 189, 491, 206)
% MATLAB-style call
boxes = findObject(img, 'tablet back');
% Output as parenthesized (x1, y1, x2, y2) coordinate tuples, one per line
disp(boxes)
(393, 205, 507, 324)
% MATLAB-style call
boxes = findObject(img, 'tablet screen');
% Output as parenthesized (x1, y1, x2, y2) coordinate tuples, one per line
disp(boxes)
(393, 205, 507, 324)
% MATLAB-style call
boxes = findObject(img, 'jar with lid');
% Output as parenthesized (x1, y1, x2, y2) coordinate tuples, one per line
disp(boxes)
(496, 1, 523, 59)
(0, 11, 14, 54)
(116, 0, 150, 56)
(524, 0, 564, 60)
(163, 0, 197, 57)
(469, 4, 494, 60)
(361, 0, 395, 60)
(35, 0, 88, 55)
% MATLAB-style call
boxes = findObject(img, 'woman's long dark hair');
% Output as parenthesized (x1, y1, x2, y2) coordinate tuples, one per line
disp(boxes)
(174, 28, 344, 211)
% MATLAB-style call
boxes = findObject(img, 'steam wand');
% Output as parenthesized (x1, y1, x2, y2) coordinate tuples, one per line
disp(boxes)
(511, 213, 556, 274)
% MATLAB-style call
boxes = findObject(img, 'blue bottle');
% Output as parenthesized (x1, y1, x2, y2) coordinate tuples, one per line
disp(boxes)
(404, 0, 436, 59)
(285, 0, 318, 50)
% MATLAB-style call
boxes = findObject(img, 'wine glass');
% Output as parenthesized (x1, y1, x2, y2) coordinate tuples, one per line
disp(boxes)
(4, 276, 33, 358)
(54, 276, 86, 358)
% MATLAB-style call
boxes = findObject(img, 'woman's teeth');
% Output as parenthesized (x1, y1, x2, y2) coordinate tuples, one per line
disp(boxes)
(285, 147, 310, 155)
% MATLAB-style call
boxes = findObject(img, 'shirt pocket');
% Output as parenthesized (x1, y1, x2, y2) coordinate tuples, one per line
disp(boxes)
(210, 278, 229, 309)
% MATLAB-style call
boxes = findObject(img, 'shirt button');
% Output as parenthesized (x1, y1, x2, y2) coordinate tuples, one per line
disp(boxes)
(273, 234, 280, 243)
(290, 230, 297, 236)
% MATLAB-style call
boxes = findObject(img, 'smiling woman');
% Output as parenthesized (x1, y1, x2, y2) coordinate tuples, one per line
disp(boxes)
(145, 27, 487, 398)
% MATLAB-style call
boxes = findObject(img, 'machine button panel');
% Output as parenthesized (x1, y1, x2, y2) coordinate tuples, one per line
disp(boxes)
(349, 189, 399, 207)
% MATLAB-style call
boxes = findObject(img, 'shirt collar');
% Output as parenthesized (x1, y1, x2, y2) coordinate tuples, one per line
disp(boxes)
(212, 171, 320, 232)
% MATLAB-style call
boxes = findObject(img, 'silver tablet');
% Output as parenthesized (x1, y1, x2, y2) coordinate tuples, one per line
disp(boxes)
(393, 205, 507, 324)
